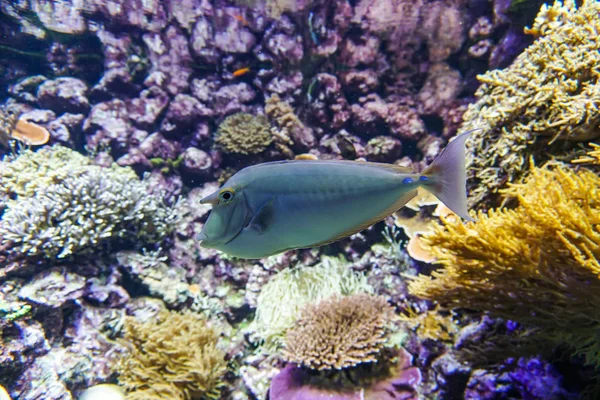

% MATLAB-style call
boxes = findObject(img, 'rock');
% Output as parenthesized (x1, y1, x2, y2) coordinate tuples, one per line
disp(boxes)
(37, 77, 89, 114)
(214, 7, 257, 53)
(161, 94, 212, 138)
(18, 269, 86, 308)
(182, 147, 212, 176)
(46, 113, 85, 143)
(19, 109, 56, 124)
(127, 86, 170, 130)
(84, 99, 132, 152)
(139, 132, 179, 161)
(143, 25, 193, 96)
(9, 75, 47, 104)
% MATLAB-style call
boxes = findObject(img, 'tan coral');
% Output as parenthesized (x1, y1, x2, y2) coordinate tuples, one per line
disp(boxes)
(283, 293, 395, 370)
(11, 119, 50, 146)
(215, 113, 273, 155)
(459, 0, 600, 207)
(265, 94, 303, 156)
(116, 310, 227, 400)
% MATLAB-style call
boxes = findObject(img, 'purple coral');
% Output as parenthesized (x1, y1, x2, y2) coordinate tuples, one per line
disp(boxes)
(270, 348, 422, 400)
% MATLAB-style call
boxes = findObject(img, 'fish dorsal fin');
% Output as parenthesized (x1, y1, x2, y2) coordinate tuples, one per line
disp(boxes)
(354, 160, 413, 174)
(309, 189, 418, 248)
(247, 198, 276, 235)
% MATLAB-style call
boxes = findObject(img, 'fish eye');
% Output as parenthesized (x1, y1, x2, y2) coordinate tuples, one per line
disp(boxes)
(219, 188, 235, 203)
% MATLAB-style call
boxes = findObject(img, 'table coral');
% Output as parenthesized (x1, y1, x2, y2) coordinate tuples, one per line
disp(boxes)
(460, 0, 600, 207)
(408, 165, 600, 369)
(0, 146, 177, 259)
(115, 310, 227, 400)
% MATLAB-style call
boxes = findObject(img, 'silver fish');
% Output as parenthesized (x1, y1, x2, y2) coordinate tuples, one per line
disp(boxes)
(198, 131, 475, 259)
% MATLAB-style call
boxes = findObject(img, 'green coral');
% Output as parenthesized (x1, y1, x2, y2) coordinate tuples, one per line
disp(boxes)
(460, 0, 600, 207)
(215, 113, 273, 155)
(0, 146, 177, 259)
(0, 299, 31, 325)
(115, 310, 227, 400)
(249, 256, 373, 351)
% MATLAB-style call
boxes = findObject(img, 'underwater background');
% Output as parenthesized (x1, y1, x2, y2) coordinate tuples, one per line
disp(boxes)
(0, 0, 599, 399)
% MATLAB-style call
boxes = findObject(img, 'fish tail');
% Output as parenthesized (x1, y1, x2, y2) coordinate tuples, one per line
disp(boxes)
(420, 130, 477, 221)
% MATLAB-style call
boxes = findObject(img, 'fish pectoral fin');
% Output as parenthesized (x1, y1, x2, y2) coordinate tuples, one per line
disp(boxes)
(247, 198, 276, 235)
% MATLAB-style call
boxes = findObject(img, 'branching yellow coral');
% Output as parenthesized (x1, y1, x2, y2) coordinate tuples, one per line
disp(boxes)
(408, 165, 600, 366)
(400, 307, 459, 342)
(460, 0, 600, 207)
(572, 143, 600, 165)
(116, 310, 227, 400)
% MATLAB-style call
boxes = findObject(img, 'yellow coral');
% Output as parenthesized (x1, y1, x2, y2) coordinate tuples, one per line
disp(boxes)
(408, 165, 600, 366)
(572, 143, 600, 165)
(459, 0, 600, 207)
(400, 307, 459, 342)
(115, 310, 227, 400)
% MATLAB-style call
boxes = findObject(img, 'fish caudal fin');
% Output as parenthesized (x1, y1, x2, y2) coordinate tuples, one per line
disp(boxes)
(421, 130, 476, 221)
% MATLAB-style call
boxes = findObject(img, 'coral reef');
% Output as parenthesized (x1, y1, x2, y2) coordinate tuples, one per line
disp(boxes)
(0, 0, 579, 398)
(408, 165, 600, 368)
(0, 146, 177, 259)
(115, 309, 227, 400)
(461, 0, 600, 207)
(214, 112, 272, 155)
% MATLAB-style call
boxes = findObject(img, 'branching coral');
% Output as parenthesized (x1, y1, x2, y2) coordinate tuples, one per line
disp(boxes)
(283, 294, 395, 370)
(115, 310, 227, 400)
(408, 165, 600, 367)
(249, 256, 372, 351)
(573, 143, 600, 165)
(0, 146, 177, 259)
(0, 145, 91, 199)
(460, 0, 600, 207)
(214, 113, 272, 155)
(0, 106, 20, 148)
(265, 93, 311, 153)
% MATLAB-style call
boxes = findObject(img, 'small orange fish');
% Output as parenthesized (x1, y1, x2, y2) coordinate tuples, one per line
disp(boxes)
(233, 15, 250, 26)
(233, 67, 250, 77)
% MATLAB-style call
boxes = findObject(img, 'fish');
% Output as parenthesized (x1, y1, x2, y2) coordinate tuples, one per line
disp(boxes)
(308, 12, 320, 46)
(233, 14, 250, 26)
(233, 67, 251, 77)
(197, 130, 475, 259)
